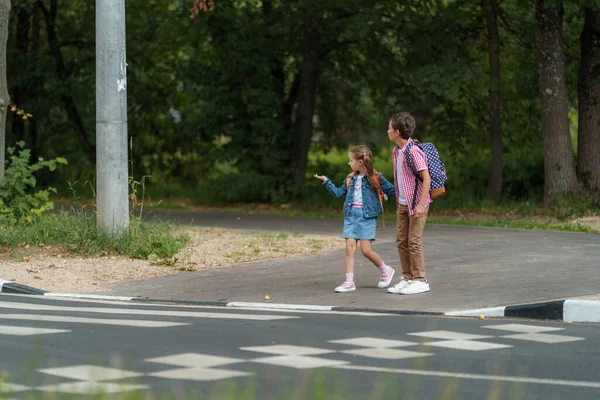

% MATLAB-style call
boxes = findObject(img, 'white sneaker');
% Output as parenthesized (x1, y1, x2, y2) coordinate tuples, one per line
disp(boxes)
(377, 267, 395, 289)
(387, 277, 410, 294)
(399, 280, 430, 295)
(334, 281, 356, 293)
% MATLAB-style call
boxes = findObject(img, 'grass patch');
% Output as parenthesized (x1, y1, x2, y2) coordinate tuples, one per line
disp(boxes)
(0, 211, 189, 260)
(426, 216, 597, 233)
(187, 203, 599, 233)
(51, 193, 600, 234)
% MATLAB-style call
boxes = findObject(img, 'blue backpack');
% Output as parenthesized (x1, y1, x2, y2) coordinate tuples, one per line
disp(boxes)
(405, 141, 447, 209)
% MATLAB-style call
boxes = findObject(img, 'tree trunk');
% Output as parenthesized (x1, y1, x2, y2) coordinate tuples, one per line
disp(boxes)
(0, 0, 10, 183)
(535, 0, 580, 202)
(11, 7, 31, 143)
(288, 20, 320, 188)
(39, 0, 94, 164)
(29, 5, 41, 162)
(482, 0, 503, 201)
(262, 0, 293, 168)
(577, 8, 600, 192)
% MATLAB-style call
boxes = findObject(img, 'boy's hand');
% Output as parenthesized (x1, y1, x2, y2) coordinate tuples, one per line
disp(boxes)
(415, 204, 426, 218)
(313, 174, 328, 182)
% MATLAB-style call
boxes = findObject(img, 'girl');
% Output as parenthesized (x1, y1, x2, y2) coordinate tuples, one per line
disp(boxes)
(314, 145, 396, 293)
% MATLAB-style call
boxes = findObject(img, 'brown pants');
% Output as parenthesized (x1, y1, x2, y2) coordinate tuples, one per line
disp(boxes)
(396, 204, 427, 281)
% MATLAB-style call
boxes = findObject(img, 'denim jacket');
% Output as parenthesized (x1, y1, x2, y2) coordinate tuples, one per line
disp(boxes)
(323, 172, 396, 218)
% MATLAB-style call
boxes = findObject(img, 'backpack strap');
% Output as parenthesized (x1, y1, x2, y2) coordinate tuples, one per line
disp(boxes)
(373, 172, 386, 228)
(345, 171, 357, 190)
(405, 142, 422, 181)
(405, 142, 421, 211)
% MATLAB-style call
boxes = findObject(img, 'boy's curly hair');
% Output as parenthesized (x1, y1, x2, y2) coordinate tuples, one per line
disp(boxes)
(389, 112, 416, 140)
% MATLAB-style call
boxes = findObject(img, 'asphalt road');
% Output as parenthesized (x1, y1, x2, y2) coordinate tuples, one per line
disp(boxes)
(103, 209, 600, 313)
(1, 293, 599, 399)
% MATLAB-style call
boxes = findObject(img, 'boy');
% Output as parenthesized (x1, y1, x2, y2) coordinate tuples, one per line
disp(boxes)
(386, 112, 431, 295)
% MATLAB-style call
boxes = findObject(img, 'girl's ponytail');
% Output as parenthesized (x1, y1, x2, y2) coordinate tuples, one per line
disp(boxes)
(364, 158, 380, 192)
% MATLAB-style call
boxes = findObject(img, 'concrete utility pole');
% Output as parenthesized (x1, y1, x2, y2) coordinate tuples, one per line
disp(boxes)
(96, 0, 129, 237)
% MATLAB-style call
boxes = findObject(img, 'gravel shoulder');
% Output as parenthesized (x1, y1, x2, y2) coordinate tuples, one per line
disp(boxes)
(0, 227, 345, 293)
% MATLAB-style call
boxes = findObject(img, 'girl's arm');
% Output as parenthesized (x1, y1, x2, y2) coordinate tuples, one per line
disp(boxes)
(377, 172, 396, 198)
(314, 174, 348, 199)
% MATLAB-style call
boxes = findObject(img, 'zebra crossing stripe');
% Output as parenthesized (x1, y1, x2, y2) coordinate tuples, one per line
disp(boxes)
(0, 301, 299, 321)
(0, 314, 188, 328)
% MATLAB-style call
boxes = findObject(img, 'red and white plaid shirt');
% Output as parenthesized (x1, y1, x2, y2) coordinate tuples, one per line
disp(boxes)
(393, 139, 432, 216)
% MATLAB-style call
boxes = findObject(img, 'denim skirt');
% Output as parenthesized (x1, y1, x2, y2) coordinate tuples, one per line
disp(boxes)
(342, 207, 377, 240)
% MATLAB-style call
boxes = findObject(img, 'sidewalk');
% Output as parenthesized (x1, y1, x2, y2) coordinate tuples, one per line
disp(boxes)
(89, 210, 600, 322)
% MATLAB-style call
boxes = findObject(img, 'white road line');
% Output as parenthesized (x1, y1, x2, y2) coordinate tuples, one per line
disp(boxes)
(148, 367, 252, 381)
(424, 339, 513, 351)
(240, 345, 335, 356)
(340, 348, 434, 360)
(334, 365, 600, 389)
(481, 324, 564, 333)
(0, 382, 31, 393)
(0, 314, 188, 328)
(0, 294, 389, 316)
(329, 337, 417, 348)
(145, 353, 245, 368)
(36, 382, 149, 395)
(0, 325, 70, 336)
(251, 355, 349, 369)
(407, 330, 492, 340)
(0, 301, 299, 321)
(39, 365, 143, 381)
(500, 333, 584, 344)
(220, 306, 390, 316)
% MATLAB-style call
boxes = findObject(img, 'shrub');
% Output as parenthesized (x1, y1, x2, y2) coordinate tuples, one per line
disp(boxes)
(0, 141, 68, 223)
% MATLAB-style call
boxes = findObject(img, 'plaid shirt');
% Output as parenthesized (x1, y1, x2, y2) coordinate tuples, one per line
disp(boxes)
(393, 139, 432, 216)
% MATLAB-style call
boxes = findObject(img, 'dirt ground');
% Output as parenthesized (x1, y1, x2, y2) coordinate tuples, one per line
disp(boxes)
(571, 216, 600, 231)
(0, 227, 345, 294)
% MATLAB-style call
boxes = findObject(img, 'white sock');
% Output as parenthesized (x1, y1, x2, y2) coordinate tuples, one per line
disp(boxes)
(378, 263, 391, 272)
(345, 273, 354, 283)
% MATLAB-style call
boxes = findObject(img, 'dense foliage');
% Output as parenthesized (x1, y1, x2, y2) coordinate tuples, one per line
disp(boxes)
(4, 0, 599, 207)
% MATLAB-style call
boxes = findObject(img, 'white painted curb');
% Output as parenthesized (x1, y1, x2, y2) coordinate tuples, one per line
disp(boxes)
(446, 300, 600, 323)
(563, 300, 600, 323)
(44, 293, 135, 301)
(226, 302, 333, 311)
(445, 307, 506, 317)
(5, 279, 600, 321)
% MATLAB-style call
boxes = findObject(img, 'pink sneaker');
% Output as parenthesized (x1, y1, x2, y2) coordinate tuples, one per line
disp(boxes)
(334, 281, 356, 293)
(378, 267, 395, 289)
